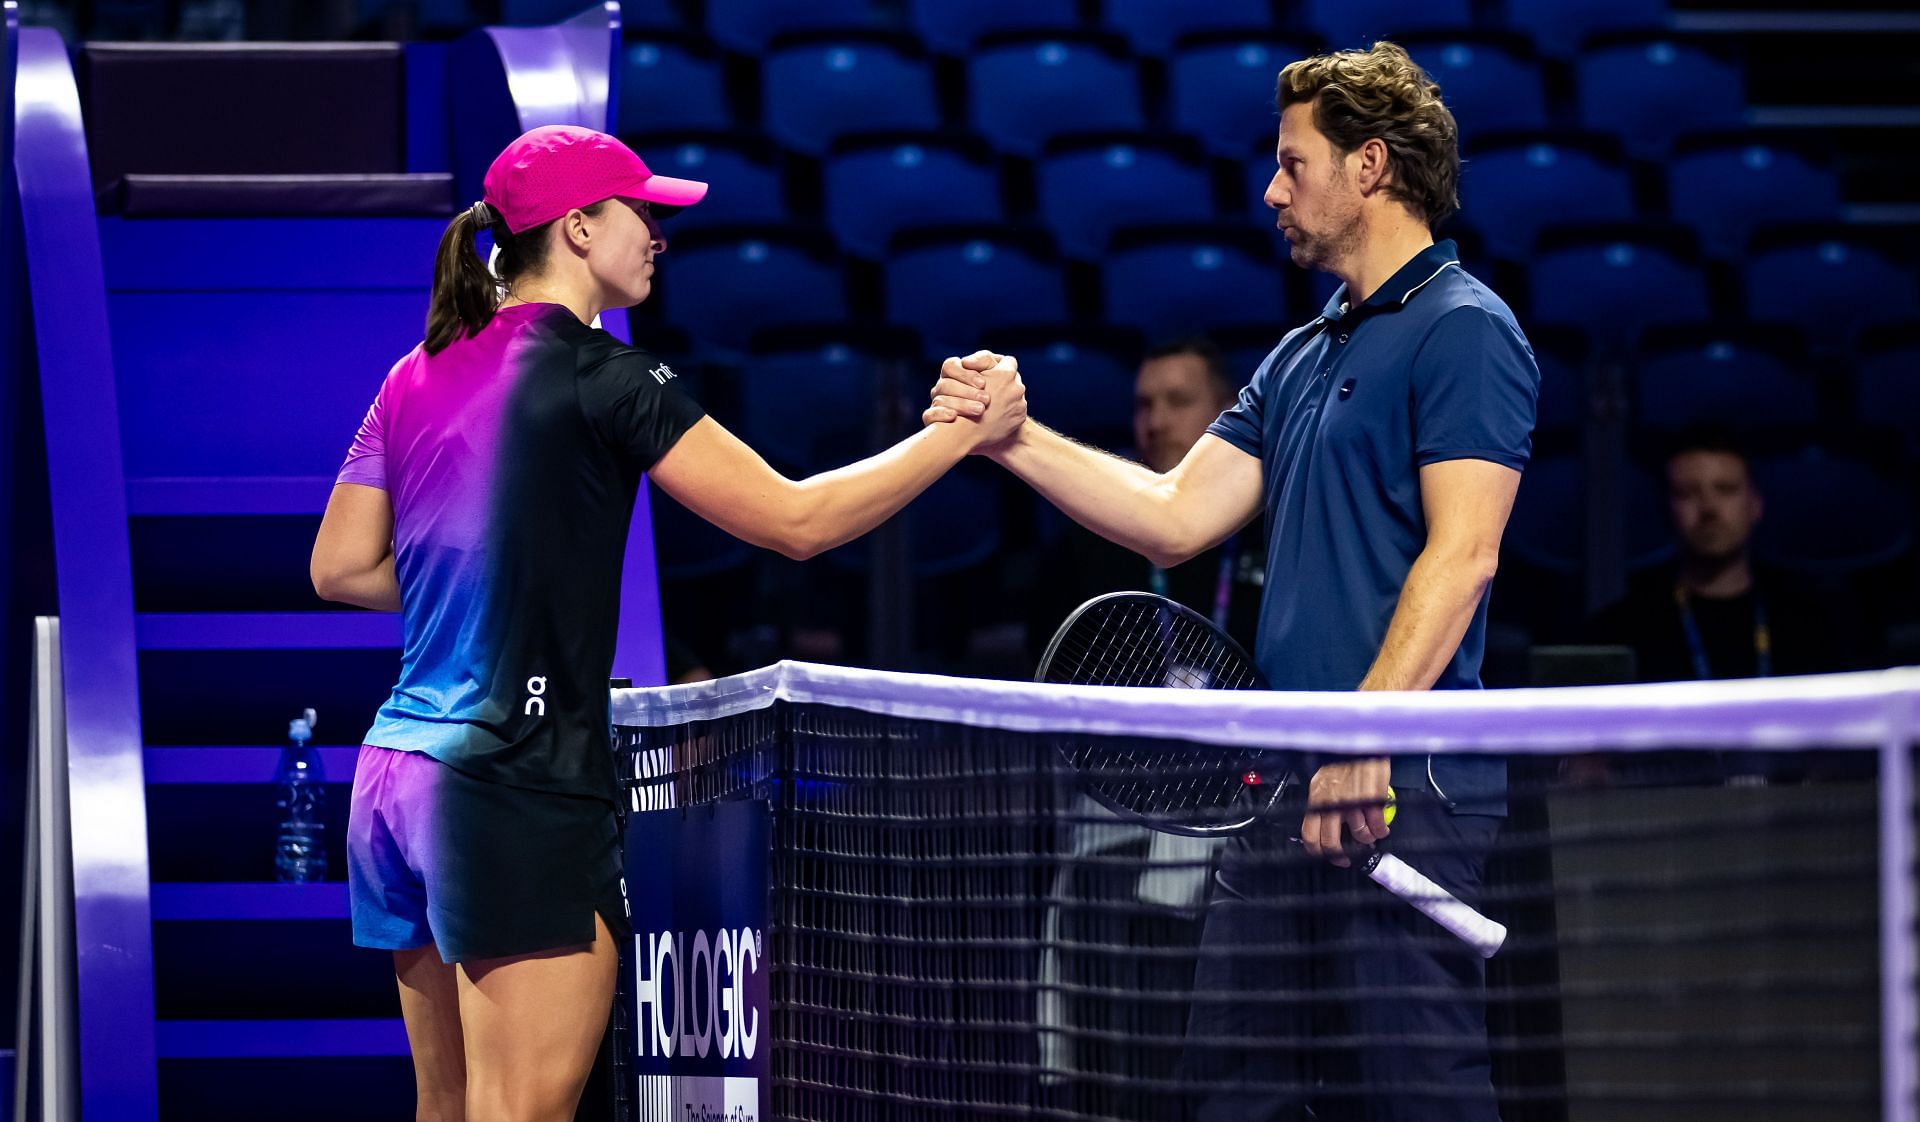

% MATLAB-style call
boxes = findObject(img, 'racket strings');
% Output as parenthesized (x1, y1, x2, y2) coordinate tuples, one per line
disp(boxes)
(1042, 597, 1284, 832)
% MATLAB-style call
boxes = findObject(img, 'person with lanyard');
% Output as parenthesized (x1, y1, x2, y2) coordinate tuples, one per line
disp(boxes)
(1026, 336, 1266, 660)
(1589, 426, 1858, 783)
(310, 125, 1027, 1120)
(929, 42, 1535, 1121)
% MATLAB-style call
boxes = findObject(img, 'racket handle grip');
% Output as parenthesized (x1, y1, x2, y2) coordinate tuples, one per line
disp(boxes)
(1365, 853, 1507, 959)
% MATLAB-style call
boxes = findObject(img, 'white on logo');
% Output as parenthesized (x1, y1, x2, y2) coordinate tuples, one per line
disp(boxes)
(649, 363, 676, 385)
(524, 676, 547, 717)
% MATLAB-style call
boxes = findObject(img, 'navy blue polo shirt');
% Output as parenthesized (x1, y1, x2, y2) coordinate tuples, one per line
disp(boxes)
(1207, 240, 1538, 813)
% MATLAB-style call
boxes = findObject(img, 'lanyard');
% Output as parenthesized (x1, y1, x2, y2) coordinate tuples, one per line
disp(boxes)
(1149, 533, 1239, 633)
(1674, 585, 1771, 680)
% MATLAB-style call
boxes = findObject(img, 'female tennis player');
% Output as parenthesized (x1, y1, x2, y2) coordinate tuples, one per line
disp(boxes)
(310, 125, 1024, 1121)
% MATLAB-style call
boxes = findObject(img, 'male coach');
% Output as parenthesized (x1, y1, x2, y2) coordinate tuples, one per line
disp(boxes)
(927, 42, 1537, 1120)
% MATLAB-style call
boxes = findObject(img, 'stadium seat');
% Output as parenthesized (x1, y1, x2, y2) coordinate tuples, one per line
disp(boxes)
(1531, 332, 1585, 437)
(1746, 240, 1920, 347)
(824, 137, 1003, 259)
(1633, 329, 1816, 437)
(762, 37, 939, 156)
(885, 231, 1069, 358)
(1529, 237, 1709, 347)
(1408, 40, 1548, 139)
(968, 37, 1144, 157)
(705, 0, 876, 55)
(653, 489, 754, 579)
(987, 328, 1141, 443)
(737, 342, 882, 472)
(1103, 231, 1287, 343)
(1855, 329, 1920, 453)
(1503, 0, 1667, 58)
(1101, 0, 1276, 56)
(639, 136, 786, 232)
(1754, 451, 1915, 574)
(1668, 143, 1839, 260)
(1505, 455, 1673, 573)
(909, 0, 1079, 55)
(1457, 141, 1634, 260)
(617, 41, 730, 133)
(1037, 138, 1214, 259)
(829, 470, 1005, 576)
(659, 232, 846, 351)
(1169, 39, 1307, 157)
(1303, 0, 1472, 50)
(1575, 40, 1745, 161)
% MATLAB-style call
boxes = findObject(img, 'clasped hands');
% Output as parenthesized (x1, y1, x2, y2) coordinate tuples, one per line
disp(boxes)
(925, 350, 1026, 453)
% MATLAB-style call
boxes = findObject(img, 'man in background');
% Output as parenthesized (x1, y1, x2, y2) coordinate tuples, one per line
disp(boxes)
(1027, 337, 1266, 660)
(1589, 427, 1863, 780)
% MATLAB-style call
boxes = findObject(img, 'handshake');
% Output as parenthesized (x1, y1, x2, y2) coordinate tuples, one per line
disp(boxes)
(923, 350, 1029, 455)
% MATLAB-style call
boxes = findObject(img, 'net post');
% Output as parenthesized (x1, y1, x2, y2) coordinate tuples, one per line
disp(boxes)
(1882, 724, 1916, 1122)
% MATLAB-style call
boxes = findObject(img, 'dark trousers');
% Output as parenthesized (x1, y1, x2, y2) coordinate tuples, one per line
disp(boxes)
(1182, 787, 1502, 1122)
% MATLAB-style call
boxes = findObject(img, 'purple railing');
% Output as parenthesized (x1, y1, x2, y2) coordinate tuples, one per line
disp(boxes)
(15, 24, 159, 1119)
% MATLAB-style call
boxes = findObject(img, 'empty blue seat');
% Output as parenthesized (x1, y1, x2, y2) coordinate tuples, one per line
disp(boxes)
(1102, 0, 1275, 56)
(1504, 0, 1667, 57)
(1754, 451, 1914, 574)
(829, 471, 1004, 576)
(653, 490, 755, 579)
(641, 138, 786, 231)
(1532, 338, 1584, 435)
(1303, 0, 1472, 50)
(1855, 339, 1920, 451)
(1103, 237, 1286, 342)
(994, 334, 1138, 441)
(824, 139, 1002, 259)
(1457, 141, 1634, 260)
(885, 234, 1068, 357)
(618, 42, 730, 133)
(1505, 455, 1673, 573)
(1575, 41, 1744, 160)
(661, 235, 846, 351)
(968, 39, 1144, 157)
(737, 343, 880, 471)
(1169, 40, 1305, 157)
(910, 0, 1078, 55)
(1669, 144, 1838, 260)
(1409, 40, 1547, 139)
(705, 0, 876, 55)
(1529, 239, 1709, 345)
(1746, 241, 1920, 346)
(1246, 155, 1279, 223)
(763, 40, 939, 155)
(1037, 140, 1213, 259)
(1633, 333, 1815, 434)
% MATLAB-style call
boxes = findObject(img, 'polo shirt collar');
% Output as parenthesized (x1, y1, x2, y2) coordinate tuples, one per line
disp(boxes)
(1318, 239, 1460, 324)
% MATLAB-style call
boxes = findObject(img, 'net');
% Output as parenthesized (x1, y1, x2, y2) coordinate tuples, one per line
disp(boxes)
(612, 663, 1920, 1122)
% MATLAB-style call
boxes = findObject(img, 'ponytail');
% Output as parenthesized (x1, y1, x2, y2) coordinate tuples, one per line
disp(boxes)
(425, 201, 504, 355)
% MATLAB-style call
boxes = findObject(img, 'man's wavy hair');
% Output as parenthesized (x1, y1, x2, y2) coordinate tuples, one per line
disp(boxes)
(1277, 42, 1460, 229)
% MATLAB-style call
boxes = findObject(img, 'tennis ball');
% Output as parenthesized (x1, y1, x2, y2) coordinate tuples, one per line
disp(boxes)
(1383, 788, 1397, 827)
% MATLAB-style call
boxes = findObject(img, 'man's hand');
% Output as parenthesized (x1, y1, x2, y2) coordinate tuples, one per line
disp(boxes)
(968, 353, 1027, 450)
(925, 350, 1026, 452)
(1299, 758, 1392, 868)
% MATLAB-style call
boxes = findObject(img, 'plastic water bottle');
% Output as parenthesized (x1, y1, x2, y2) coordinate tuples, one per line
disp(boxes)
(274, 708, 328, 883)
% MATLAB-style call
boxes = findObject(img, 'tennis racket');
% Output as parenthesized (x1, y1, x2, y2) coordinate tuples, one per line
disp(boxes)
(1037, 592, 1507, 958)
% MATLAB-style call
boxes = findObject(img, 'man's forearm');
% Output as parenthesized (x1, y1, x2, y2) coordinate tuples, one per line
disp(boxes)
(990, 423, 1196, 567)
(1357, 546, 1497, 692)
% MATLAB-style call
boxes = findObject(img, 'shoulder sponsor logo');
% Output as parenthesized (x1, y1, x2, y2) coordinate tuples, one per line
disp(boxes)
(650, 363, 677, 385)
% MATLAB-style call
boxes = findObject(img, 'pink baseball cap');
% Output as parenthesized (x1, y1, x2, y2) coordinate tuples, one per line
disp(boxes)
(481, 125, 708, 234)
